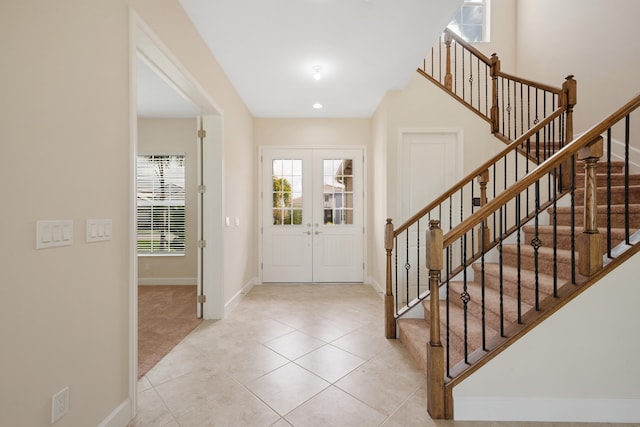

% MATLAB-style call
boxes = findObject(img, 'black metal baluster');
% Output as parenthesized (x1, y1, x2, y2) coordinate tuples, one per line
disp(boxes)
(607, 128, 612, 257)
(405, 229, 410, 306)
(532, 180, 542, 311)
(446, 245, 451, 377)
(417, 221, 420, 297)
(625, 115, 631, 244)
(461, 233, 470, 363)
(394, 236, 398, 313)
(481, 223, 487, 350)
(552, 165, 558, 297)
(570, 156, 576, 284)
(516, 194, 522, 323)
(498, 206, 505, 337)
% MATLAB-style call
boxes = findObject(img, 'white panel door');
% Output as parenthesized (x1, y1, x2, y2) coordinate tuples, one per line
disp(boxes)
(262, 148, 364, 283)
(399, 131, 461, 297)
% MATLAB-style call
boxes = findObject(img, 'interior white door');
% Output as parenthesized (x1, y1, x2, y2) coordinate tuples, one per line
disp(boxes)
(262, 148, 364, 283)
(399, 130, 461, 298)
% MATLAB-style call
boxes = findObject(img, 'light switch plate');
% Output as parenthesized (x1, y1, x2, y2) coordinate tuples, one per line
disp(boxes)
(86, 219, 112, 243)
(37, 220, 73, 249)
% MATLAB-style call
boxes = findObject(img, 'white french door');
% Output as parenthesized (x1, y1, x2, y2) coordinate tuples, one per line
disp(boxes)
(261, 148, 364, 283)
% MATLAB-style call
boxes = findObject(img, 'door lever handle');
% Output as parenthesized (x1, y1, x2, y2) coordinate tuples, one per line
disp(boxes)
(315, 231, 322, 235)
(303, 231, 311, 235)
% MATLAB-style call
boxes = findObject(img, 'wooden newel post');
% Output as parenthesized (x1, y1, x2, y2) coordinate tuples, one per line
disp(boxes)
(476, 169, 490, 251)
(444, 32, 453, 91)
(385, 219, 396, 339)
(490, 53, 501, 134)
(578, 136, 603, 276)
(425, 220, 446, 418)
(560, 75, 577, 192)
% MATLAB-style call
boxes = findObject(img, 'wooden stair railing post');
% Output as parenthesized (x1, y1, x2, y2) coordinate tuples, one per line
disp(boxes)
(559, 75, 578, 191)
(578, 136, 604, 276)
(490, 53, 501, 134)
(426, 220, 446, 418)
(385, 219, 396, 339)
(476, 169, 491, 251)
(444, 32, 453, 91)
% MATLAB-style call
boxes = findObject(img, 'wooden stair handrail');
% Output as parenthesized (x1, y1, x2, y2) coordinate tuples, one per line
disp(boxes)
(443, 93, 640, 248)
(393, 107, 566, 236)
(440, 28, 563, 94)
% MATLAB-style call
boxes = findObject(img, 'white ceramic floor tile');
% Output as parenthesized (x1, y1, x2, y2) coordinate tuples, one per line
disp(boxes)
(245, 362, 329, 416)
(295, 344, 366, 383)
(285, 385, 387, 427)
(264, 330, 326, 360)
(127, 388, 175, 427)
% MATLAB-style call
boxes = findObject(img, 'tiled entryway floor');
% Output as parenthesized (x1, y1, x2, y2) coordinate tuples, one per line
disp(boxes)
(128, 284, 633, 427)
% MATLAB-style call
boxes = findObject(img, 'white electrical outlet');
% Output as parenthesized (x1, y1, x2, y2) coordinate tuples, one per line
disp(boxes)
(51, 386, 69, 423)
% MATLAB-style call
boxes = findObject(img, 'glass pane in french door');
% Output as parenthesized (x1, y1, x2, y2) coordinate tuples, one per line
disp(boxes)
(322, 159, 354, 225)
(272, 159, 303, 225)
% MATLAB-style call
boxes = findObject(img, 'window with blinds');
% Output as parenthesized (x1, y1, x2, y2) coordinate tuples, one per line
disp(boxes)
(448, 0, 490, 42)
(136, 154, 186, 255)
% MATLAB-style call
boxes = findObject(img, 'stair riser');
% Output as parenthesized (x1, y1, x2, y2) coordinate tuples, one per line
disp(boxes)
(472, 267, 554, 306)
(553, 210, 640, 229)
(574, 186, 640, 205)
(524, 229, 627, 253)
(574, 174, 640, 187)
(502, 249, 574, 281)
(448, 288, 522, 331)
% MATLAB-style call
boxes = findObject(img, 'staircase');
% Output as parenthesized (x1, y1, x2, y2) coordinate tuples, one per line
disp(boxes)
(384, 28, 640, 419)
(397, 157, 640, 378)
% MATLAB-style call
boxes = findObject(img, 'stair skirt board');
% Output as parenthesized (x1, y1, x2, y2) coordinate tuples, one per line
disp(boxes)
(452, 397, 640, 423)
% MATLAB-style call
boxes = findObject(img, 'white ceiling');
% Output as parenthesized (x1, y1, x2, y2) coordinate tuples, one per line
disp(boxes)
(137, 0, 461, 118)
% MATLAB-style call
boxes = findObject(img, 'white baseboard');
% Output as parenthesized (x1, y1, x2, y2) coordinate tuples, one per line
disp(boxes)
(224, 277, 257, 314)
(137, 277, 197, 285)
(454, 396, 640, 423)
(367, 276, 384, 296)
(97, 399, 131, 427)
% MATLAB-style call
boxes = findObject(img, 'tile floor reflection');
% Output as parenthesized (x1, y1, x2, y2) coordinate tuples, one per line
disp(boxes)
(128, 284, 632, 427)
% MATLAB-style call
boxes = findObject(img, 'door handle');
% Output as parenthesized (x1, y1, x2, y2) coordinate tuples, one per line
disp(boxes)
(303, 231, 311, 235)
(315, 231, 322, 235)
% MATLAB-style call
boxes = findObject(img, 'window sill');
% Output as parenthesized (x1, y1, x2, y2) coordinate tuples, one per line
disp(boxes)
(137, 253, 185, 258)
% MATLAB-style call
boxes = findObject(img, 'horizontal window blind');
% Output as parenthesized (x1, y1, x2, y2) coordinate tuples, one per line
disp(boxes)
(137, 154, 185, 255)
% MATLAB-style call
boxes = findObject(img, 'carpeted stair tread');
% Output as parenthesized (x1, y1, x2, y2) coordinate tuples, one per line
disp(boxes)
(523, 224, 630, 252)
(575, 185, 640, 205)
(428, 302, 498, 363)
(448, 280, 531, 330)
(398, 318, 429, 373)
(501, 244, 576, 280)
(550, 204, 640, 228)
(574, 173, 640, 187)
(472, 262, 560, 305)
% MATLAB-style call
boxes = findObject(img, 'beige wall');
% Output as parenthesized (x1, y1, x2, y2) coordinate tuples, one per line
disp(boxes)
(454, 250, 640, 421)
(254, 118, 371, 148)
(0, 1, 131, 426)
(0, 0, 256, 425)
(133, 0, 257, 306)
(515, 0, 640, 134)
(137, 118, 198, 283)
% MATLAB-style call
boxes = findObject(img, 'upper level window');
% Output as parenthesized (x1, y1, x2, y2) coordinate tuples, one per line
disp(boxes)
(447, 0, 490, 42)
(137, 154, 186, 255)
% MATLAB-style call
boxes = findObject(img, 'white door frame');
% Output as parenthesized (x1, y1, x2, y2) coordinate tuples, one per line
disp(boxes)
(259, 146, 367, 283)
(130, 10, 224, 418)
(397, 128, 463, 221)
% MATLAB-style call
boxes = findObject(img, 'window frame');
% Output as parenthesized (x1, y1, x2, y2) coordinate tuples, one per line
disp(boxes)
(136, 153, 187, 257)
(447, 0, 490, 43)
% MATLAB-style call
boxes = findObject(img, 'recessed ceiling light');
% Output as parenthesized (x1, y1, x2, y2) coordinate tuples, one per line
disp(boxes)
(313, 103, 323, 109)
(312, 65, 322, 81)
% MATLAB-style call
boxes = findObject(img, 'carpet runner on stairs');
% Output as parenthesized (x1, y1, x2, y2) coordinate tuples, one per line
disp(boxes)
(398, 158, 640, 375)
